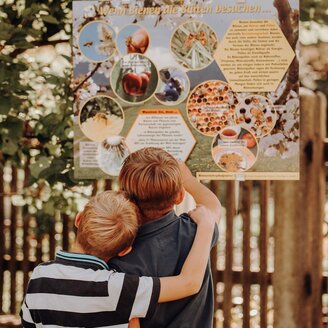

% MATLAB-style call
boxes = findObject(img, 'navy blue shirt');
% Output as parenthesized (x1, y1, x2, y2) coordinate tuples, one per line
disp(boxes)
(109, 211, 219, 328)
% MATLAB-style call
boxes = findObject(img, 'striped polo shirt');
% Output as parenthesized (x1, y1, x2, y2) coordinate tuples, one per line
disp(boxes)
(20, 250, 160, 328)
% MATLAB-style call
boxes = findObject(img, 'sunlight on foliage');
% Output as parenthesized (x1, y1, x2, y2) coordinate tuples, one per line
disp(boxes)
(0, 0, 93, 234)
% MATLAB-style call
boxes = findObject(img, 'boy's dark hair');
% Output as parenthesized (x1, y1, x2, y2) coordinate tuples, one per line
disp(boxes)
(119, 148, 183, 219)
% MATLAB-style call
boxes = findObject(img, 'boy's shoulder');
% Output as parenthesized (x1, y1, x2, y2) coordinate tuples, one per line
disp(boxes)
(139, 211, 197, 237)
(178, 212, 195, 223)
(177, 212, 220, 245)
(30, 256, 114, 280)
(176, 212, 197, 230)
(31, 260, 56, 273)
(37, 260, 56, 267)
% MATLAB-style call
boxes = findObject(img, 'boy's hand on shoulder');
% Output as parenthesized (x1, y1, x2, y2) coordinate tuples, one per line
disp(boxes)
(188, 205, 215, 230)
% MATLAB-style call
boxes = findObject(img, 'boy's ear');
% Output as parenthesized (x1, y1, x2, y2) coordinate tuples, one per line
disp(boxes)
(75, 212, 82, 228)
(118, 246, 132, 257)
(174, 188, 185, 205)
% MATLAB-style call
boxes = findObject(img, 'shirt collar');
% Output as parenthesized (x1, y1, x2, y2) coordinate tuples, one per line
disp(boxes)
(56, 250, 109, 270)
(138, 210, 178, 236)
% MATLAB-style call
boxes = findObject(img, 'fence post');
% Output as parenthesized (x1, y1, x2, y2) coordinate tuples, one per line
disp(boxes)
(0, 164, 4, 313)
(273, 88, 325, 328)
(259, 181, 270, 328)
(241, 181, 252, 328)
(223, 181, 235, 328)
(311, 91, 326, 327)
(210, 180, 220, 328)
(10, 167, 17, 314)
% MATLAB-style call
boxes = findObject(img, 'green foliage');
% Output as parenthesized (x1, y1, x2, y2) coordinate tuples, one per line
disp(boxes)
(0, 0, 91, 234)
(301, 0, 328, 24)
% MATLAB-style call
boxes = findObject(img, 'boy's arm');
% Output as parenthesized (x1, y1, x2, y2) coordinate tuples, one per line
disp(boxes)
(158, 205, 215, 302)
(179, 162, 221, 223)
(121, 207, 214, 318)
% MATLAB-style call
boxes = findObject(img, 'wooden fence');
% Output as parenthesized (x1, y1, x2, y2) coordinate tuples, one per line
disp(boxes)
(0, 89, 327, 327)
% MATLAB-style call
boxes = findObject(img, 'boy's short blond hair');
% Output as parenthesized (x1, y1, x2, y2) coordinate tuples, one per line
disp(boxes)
(119, 147, 183, 214)
(77, 191, 139, 259)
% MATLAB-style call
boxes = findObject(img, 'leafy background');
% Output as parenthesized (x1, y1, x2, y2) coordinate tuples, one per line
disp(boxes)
(0, 0, 93, 235)
(0, 0, 327, 233)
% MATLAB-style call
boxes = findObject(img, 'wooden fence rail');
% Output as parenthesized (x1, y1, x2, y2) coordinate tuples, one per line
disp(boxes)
(0, 90, 327, 327)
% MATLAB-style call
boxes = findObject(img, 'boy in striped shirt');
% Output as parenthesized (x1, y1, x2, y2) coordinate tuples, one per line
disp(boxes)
(21, 190, 215, 328)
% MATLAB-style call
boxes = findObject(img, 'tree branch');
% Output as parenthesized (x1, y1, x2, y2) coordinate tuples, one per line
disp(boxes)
(275, 58, 299, 105)
(273, 0, 295, 46)
(9, 39, 70, 58)
(73, 63, 101, 97)
(273, 0, 299, 105)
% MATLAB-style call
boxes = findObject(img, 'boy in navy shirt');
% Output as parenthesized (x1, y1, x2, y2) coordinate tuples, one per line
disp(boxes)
(110, 148, 221, 328)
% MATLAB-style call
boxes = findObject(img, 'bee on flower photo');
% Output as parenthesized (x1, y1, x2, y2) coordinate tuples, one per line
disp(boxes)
(79, 21, 116, 62)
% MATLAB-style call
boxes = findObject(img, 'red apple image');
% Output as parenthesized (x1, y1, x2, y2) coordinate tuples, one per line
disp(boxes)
(122, 72, 150, 96)
(241, 132, 257, 148)
(122, 73, 142, 96)
(139, 72, 150, 94)
(143, 71, 151, 79)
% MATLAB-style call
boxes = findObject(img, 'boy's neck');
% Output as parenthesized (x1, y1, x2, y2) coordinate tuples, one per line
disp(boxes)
(71, 242, 85, 255)
(141, 206, 174, 224)
(70, 242, 110, 262)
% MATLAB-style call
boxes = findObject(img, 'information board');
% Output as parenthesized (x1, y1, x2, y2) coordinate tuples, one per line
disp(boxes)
(73, 0, 300, 180)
